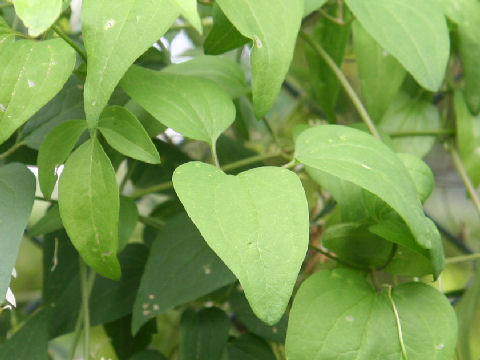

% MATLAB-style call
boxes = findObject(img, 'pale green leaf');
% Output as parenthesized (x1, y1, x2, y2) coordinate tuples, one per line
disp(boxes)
(162, 56, 249, 98)
(168, 0, 202, 33)
(344, 0, 449, 91)
(455, 91, 480, 187)
(14, 0, 62, 36)
(379, 93, 440, 158)
(58, 138, 121, 280)
(132, 213, 235, 334)
(0, 39, 76, 145)
(286, 269, 457, 360)
(353, 21, 406, 122)
(295, 125, 444, 277)
(215, 0, 303, 118)
(173, 162, 309, 325)
(0, 163, 36, 301)
(180, 307, 230, 360)
(303, 0, 327, 16)
(0, 16, 15, 51)
(121, 66, 235, 146)
(98, 106, 160, 164)
(38, 119, 87, 199)
(82, 0, 179, 127)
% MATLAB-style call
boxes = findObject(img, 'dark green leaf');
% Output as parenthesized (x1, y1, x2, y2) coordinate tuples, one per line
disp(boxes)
(38, 119, 87, 199)
(29, 205, 63, 238)
(118, 196, 139, 251)
(180, 307, 230, 360)
(173, 162, 309, 325)
(58, 138, 121, 280)
(227, 334, 276, 360)
(397, 153, 434, 203)
(132, 213, 235, 334)
(98, 106, 160, 164)
(0, 163, 36, 301)
(129, 350, 167, 360)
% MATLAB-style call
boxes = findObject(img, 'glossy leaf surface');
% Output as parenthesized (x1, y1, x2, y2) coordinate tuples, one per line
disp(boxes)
(0, 39, 76, 145)
(58, 138, 121, 279)
(173, 162, 309, 325)
(216, 0, 303, 117)
(345, 0, 449, 91)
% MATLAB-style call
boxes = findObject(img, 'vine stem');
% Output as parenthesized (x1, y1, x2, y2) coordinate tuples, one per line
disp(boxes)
(52, 25, 87, 62)
(211, 143, 220, 168)
(446, 253, 480, 265)
(79, 259, 93, 360)
(448, 145, 480, 218)
(0, 140, 25, 160)
(299, 29, 381, 140)
(387, 286, 409, 360)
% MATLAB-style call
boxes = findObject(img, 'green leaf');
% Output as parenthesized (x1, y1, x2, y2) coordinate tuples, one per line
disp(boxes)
(344, 0, 449, 91)
(168, 0, 202, 33)
(162, 56, 249, 98)
(0, 164, 36, 302)
(286, 269, 458, 360)
(456, 267, 480, 360)
(305, 7, 351, 122)
(38, 119, 87, 199)
(227, 334, 276, 360)
(0, 16, 15, 51)
(129, 350, 167, 360)
(121, 66, 235, 146)
(229, 289, 288, 343)
(173, 162, 309, 325)
(204, 4, 249, 56)
(98, 106, 160, 164)
(397, 153, 434, 203)
(295, 125, 444, 277)
(20, 76, 85, 150)
(82, 0, 179, 127)
(13, 0, 62, 36)
(303, 0, 327, 16)
(379, 92, 440, 158)
(353, 21, 406, 122)
(0, 309, 50, 360)
(58, 138, 121, 280)
(28, 204, 63, 237)
(0, 39, 76, 145)
(118, 196, 139, 251)
(455, 91, 480, 187)
(132, 213, 235, 334)
(215, 0, 303, 117)
(180, 307, 230, 360)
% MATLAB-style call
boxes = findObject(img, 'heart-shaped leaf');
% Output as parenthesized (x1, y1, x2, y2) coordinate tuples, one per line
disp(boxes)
(215, 0, 303, 118)
(58, 138, 121, 279)
(173, 162, 309, 325)
(82, 0, 179, 127)
(0, 163, 36, 302)
(286, 269, 457, 360)
(121, 66, 235, 147)
(0, 39, 76, 145)
(344, 0, 449, 91)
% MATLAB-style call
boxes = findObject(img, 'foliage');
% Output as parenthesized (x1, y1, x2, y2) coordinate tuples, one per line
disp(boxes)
(0, 0, 480, 359)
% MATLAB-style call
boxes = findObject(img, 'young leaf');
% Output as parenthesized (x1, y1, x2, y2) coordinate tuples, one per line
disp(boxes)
(215, 0, 303, 117)
(13, 0, 62, 36)
(82, 0, 179, 127)
(344, 0, 449, 91)
(303, 0, 327, 16)
(132, 213, 235, 334)
(227, 334, 276, 360)
(38, 120, 87, 199)
(180, 307, 230, 360)
(0, 39, 76, 145)
(295, 125, 443, 276)
(353, 21, 406, 122)
(379, 92, 440, 158)
(173, 162, 309, 325)
(204, 4, 249, 55)
(58, 138, 121, 280)
(0, 164, 36, 302)
(286, 269, 457, 360)
(168, 0, 202, 33)
(162, 56, 249, 98)
(455, 91, 480, 187)
(121, 66, 235, 146)
(98, 106, 160, 164)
